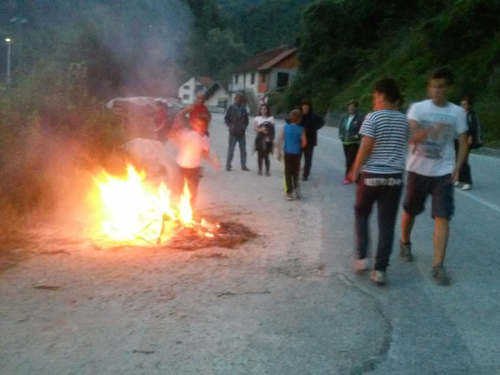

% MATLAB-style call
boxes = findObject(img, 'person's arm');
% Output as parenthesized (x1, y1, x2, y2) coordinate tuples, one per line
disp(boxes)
(177, 104, 194, 118)
(301, 128, 307, 148)
(453, 132, 469, 182)
(224, 106, 232, 126)
(347, 135, 375, 182)
(244, 110, 249, 127)
(315, 114, 325, 131)
(203, 149, 221, 169)
(276, 128, 285, 161)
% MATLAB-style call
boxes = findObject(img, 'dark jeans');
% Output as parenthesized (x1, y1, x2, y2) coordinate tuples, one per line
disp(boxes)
(284, 153, 301, 194)
(226, 133, 247, 169)
(301, 144, 314, 178)
(355, 172, 403, 271)
(454, 140, 472, 185)
(258, 150, 270, 172)
(179, 166, 200, 207)
(343, 143, 360, 178)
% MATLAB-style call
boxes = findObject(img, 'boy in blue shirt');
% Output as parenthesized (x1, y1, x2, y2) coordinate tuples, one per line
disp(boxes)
(277, 110, 307, 200)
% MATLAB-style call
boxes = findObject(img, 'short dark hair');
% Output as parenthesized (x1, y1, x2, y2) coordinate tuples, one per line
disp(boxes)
(430, 67, 454, 85)
(374, 78, 402, 104)
(347, 99, 358, 108)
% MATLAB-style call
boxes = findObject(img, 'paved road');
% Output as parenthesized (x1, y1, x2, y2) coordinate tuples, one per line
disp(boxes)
(244, 115, 500, 374)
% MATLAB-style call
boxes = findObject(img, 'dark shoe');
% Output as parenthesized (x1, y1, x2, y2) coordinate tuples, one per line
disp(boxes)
(242, 166, 250, 171)
(302, 176, 308, 181)
(266, 171, 270, 177)
(226, 166, 231, 171)
(400, 241, 413, 261)
(294, 188, 302, 200)
(370, 270, 387, 285)
(432, 265, 450, 286)
(258, 170, 262, 176)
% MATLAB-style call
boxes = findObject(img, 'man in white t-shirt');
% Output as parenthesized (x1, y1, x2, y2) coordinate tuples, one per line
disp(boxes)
(400, 67, 469, 286)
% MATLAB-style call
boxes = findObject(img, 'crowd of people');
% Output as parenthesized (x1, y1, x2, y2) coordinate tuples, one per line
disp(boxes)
(161, 66, 482, 288)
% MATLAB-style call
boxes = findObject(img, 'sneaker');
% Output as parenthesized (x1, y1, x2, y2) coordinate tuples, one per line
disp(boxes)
(258, 170, 262, 176)
(265, 171, 270, 177)
(453, 181, 463, 188)
(294, 189, 302, 200)
(342, 178, 352, 185)
(226, 166, 232, 171)
(432, 265, 450, 286)
(242, 166, 250, 171)
(353, 258, 367, 274)
(462, 184, 472, 191)
(399, 241, 413, 261)
(370, 270, 387, 285)
(285, 193, 294, 201)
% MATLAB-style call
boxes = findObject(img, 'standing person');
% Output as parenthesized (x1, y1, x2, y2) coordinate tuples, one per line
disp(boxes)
(277, 110, 307, 200)
(154, 100, 169, 142)
(254, 104, 275, 176)
(176, 93, 212, 132)
(225, 93, 250, 171)
(339, 100, 364, 184)
(299, 100, 324, 181)
(348, 79, 410, 285)
(171, 113, 221, 208)
(400, 67, 468, 286)
(454, 97, 483, 191)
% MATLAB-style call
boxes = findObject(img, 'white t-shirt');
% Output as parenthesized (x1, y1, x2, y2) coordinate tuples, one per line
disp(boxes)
(406, 99, 467, 176)
(176, 129, 210, 168)
(255, 115, 275, 126)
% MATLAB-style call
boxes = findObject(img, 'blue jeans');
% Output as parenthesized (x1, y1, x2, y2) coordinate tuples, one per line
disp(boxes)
(226, 133, 247, 169)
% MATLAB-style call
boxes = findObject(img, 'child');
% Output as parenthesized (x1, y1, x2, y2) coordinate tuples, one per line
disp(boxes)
(253, 103, 275, 176)
(277, 110, 307, 200)
(171, 113, 220, 207)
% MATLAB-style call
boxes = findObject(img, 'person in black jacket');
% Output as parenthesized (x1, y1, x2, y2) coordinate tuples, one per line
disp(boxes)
(338, 100, 365, 184)
(299, 99, 324, 181)
(225, 93, 250, 171)
(455, 97, 483, 191)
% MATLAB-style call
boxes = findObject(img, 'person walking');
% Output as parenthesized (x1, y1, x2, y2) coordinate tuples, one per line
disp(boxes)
(339, 100, 364, 184)
(253, 103, 275, 176)
(225, 93, 250, 171)
(454, 97, 483, 191)
(299, 100, 324, 181)
(277, 110, 307, 200)
(400, 67, 469, 286)
(348, 79, 410, 285)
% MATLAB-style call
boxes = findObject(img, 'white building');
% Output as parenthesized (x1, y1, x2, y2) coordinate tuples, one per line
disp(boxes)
(177, 76, 214, 105)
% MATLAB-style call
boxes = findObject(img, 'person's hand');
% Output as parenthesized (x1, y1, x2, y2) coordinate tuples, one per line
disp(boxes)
(347, 168, 359, 183)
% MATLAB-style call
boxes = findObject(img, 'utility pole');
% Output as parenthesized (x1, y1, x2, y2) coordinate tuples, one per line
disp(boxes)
(5, 38, 11, 87)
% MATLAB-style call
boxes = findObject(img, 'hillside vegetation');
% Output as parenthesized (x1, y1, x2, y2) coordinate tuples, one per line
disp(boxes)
(282, 0, 500, 146)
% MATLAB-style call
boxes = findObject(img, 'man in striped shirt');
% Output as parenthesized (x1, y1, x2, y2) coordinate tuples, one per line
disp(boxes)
(348, 79, 410, 285)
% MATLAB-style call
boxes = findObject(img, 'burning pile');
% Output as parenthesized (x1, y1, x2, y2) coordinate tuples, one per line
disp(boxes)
(92, 164, 218, 245)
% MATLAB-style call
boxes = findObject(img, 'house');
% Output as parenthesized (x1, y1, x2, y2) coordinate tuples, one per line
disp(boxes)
(177, 76, 230, 112)
(228, 46, 299, 114)
(177, 76, 214, 105)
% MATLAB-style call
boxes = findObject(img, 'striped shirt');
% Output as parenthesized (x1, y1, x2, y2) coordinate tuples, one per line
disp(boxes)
(359, 110, 410, 174)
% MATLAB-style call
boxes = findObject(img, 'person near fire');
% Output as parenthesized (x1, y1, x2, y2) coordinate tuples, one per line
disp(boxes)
(339, 100, 365, 184)
(171, 112, 220, 208)
(277, 109, 307, 200)
(176, 92, 212, 135)
(253, 103, 275, 176)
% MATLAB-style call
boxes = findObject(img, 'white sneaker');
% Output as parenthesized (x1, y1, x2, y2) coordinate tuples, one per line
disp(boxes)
(370, 270, 387, 285)
(453, 181, 463, 188)
(462, 184, 472, 191)
(353, 258, 367, 274)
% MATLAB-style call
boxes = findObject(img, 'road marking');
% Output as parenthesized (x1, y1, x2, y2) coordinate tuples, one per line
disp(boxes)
(456, 190, 500, 214)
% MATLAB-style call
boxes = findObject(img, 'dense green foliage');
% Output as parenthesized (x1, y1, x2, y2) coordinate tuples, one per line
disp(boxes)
(284, 0, 500, 145)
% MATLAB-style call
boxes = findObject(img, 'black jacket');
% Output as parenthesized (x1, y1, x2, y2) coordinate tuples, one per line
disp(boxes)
(224, 104, 249, 136)
(466, 110, 483, 149)
(254, 121, 275, 154)
(338, 111, 364, 144)
(300, 112, 324, 147)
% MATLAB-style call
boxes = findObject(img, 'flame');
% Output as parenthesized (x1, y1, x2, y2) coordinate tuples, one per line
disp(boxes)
(93, 164, 195, 243)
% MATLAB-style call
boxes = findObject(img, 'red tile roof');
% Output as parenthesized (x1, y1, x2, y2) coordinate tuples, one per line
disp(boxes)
(234, 47, 296, 73)
(197, 76, 213, 88)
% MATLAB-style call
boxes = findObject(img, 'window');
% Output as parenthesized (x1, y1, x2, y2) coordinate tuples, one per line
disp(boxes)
(262, 73, 267, 84)
(251, 73, 255, 85)
(183, 94, 190, 100)
(217, 99, 228, 108)
(195, 85, 203, 92)
(277, 72, 290, 89)
(183, 85, 190, 90)
(235, 75, 239, 84)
